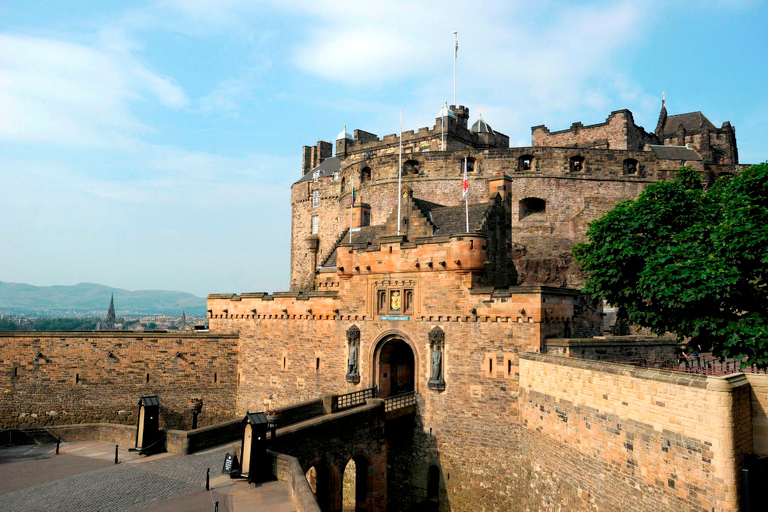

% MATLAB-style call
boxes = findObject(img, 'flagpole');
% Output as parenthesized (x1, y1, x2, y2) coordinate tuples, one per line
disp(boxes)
(397, 110, 403, 236)
(464, 157, 469, 232)
(453, 31, 457, 107)
(349, 180, 354, 243)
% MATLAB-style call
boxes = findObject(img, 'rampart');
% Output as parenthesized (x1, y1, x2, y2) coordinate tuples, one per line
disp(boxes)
(519, 353, 755, 511)
(0, 331, 239, 429)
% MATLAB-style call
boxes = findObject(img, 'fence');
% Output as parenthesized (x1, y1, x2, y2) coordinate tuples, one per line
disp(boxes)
(384, 391, 416, 412)
(333, 387, 378, 411)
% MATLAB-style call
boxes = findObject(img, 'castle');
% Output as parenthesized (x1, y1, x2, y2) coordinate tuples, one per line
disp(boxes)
(2, 99, 766, 512)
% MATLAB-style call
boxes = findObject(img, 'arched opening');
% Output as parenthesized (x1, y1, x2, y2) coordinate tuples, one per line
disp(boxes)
(377, 337, 415, 398)
(623, 158, 639, 175)
(305, 460, 339, 512)
(342, 454, 371, 512)
(569, 155, 585, 173)
(518, 154, 534, 171)
(360, 167, 372, 183)
(519, 197, 546, 219)
(403, 159, 420, 175)
(341, 177, 346, 192)
(427, 465, 440, 504)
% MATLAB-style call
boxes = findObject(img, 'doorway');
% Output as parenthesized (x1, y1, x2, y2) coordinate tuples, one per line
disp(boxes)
(377, 338, 415, 398)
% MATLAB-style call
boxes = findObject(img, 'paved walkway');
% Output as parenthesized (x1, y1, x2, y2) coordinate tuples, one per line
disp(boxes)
(0, 441, 294, 512)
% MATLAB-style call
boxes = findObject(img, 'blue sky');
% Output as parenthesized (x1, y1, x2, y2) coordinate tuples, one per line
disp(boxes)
(1, 0, 766, 297)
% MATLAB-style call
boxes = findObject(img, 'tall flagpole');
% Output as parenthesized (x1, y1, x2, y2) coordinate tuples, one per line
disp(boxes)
(453, 31, 457, 107)
(464, 157, 469, 232)
(397, 110, 403, 236)
(349, 179, 354, 243)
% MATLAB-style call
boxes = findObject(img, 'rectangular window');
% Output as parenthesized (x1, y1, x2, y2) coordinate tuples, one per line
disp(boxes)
(311, 215, 319, 234)
(312, 189, 320, 208)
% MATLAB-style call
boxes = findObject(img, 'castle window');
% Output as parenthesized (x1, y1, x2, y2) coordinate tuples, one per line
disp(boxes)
(312, 170, 320, 182)
(463, 157, 476, 173)
(519, 198, 546, 219)
(312, 189, 320, 208)
(333, 171, 339, 180)
(362, 210, 370, 227)
(623, 158, 639, 175)
(377, 287, 414, 315)
(341, 177, 346, 192)
(311, 215, 319, 234)
(569, 155, 585, 173)
(403, 159, 420, 175)
(361, 166, 372, 183)
(519, 154, 534, 171)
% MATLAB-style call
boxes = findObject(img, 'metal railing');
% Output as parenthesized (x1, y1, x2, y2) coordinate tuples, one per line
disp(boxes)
(384, 391, 416, 412)
(611, 356, 768, 377)
(334, 386, 378, 411)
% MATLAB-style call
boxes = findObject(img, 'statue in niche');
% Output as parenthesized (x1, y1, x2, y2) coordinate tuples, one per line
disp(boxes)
(428, 326, 445, 390)
(346, 325, 360, 383)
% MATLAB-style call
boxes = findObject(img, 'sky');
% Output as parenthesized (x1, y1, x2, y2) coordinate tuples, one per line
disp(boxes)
(1, 0, 766, 297)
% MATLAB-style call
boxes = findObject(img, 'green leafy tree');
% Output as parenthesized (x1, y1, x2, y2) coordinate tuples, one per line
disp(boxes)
(574, 164, 768, 366)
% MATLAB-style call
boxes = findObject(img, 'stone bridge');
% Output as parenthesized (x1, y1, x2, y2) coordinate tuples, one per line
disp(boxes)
(264, 388, 415, 512)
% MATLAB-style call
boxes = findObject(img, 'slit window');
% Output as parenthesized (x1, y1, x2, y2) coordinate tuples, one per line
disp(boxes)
(489, 358, 493, 373)
(507, 360, 512, 376)
(75, 373, 80, 384)
(146, 373, 150, 384)
(316, 358, 320, 371)
(283, 358, 287, 369)
(213, 372, 218, 384)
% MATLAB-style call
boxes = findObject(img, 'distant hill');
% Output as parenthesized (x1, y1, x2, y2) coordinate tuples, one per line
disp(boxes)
(0, 281, 206, 317)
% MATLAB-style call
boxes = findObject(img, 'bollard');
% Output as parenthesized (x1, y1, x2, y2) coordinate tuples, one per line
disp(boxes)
(56, 437, 60, 455)
(115, 444, 119, 464)
(206, 468, 210, 490)
(215, 502, 218, 512)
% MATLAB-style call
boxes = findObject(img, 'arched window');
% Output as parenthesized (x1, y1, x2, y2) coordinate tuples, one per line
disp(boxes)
(361, 167, 372, 183)
(427, 465, 440, 503)
(569, 155, 585, 173)
(623, 158, 639, 175)
(403, 159, 420, 175)
(519, 197, 546, 219)
(340, 177, 346, 192)
(519, 154, 534, 171)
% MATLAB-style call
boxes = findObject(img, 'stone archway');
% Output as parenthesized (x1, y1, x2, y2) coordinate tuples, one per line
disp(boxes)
(371, 333, 417, 398)
(305, 458, 341, 512)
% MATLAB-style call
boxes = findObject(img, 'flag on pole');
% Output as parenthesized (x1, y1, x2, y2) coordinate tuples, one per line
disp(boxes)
(454, 32, 458, 57)
(462, 158, 469, 199)
(351, 184, 356, 205)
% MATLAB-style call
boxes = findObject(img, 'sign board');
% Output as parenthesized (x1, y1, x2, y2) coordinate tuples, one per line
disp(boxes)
(380, 315, 409, 321)
(222, 453, 240, 475)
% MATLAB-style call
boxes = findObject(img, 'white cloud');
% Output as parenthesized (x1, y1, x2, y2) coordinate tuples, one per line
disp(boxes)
(0, 33, 188, 149)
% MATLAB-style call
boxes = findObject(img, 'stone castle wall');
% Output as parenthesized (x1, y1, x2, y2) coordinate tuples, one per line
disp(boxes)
(519, 354, 753, 512)
(532, 110, 658, 150)
(0, 332, 239, 430)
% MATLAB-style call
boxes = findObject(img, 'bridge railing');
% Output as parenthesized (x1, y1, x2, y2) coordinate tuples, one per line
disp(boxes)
(384, 391, 416, 412)
(333, 387, 378, 411)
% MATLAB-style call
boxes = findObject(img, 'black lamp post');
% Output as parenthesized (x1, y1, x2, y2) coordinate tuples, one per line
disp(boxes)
(189, 398, 203, 430)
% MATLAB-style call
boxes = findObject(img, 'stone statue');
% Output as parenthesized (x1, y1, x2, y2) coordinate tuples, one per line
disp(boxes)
(348, 342, 358, 377)
(430, 344, 442, 383)
(346, 325, 361, 382)
(428, 326, 445, 390)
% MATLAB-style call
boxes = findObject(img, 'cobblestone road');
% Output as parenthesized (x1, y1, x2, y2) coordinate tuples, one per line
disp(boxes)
(1, 444, 229, 512)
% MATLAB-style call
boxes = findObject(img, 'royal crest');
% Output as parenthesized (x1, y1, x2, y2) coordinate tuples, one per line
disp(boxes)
(390, 291, 401, 311)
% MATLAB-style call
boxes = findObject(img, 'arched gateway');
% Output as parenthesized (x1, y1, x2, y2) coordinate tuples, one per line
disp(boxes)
(370, 331, 418, 398)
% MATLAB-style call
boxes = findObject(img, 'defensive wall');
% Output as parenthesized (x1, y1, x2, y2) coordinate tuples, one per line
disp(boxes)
(0, 331, 239, 429)
(519, 354, 768, 512)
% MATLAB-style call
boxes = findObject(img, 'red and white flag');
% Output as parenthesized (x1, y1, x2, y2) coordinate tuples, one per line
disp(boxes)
(462, 158, 468, 199)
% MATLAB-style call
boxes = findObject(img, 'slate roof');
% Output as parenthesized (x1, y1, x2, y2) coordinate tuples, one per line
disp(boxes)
(649, 145, 702, 161)
(295, 157, 342, 184)
(430, 202, 494, 235)
(662, 112, 717, 136)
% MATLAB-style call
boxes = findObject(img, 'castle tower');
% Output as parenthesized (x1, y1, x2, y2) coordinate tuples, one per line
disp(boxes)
(105, 294, 116, 330)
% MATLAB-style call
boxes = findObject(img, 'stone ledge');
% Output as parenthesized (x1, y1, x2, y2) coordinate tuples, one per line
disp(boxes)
(545, 336, 678, 347)
(0, 331, 237, 339)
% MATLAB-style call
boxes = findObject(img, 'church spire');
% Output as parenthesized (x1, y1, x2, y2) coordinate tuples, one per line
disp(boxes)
(105, 294, 116, 330)
(655, 91, 668, 136)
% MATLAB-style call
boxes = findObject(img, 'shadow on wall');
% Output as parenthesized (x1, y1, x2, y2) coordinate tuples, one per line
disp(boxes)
(387, 413, 450, 512)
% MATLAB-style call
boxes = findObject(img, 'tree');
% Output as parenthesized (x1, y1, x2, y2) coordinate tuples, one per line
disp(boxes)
(574, 164, 768, 366)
